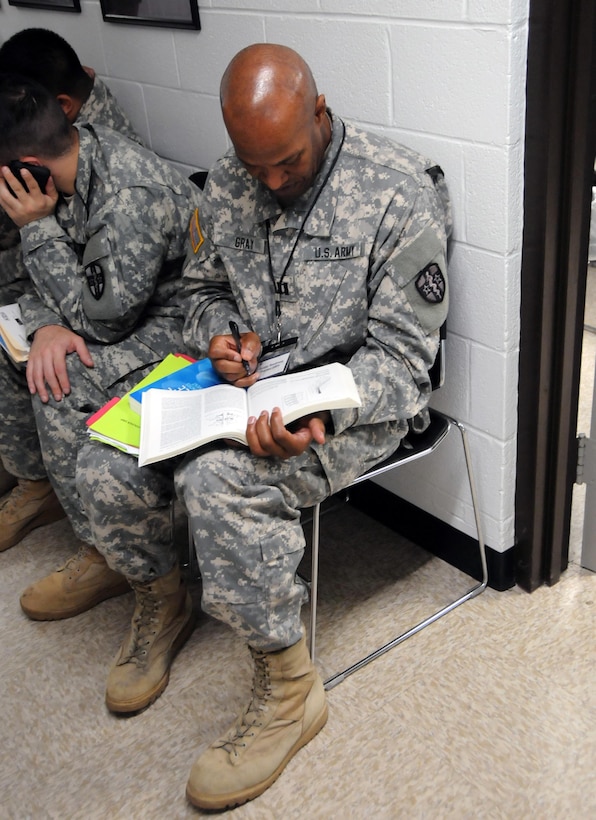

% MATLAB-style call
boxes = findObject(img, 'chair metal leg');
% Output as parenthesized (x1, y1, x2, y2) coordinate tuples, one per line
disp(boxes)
(309, 414, 488, 690)
(172, 499, 200, 581)
(187, 517, 192, 563)
(308, 502, 321, 664)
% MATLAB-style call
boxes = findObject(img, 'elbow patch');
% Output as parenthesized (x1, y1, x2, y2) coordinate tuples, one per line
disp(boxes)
(82, 228, 124, 320)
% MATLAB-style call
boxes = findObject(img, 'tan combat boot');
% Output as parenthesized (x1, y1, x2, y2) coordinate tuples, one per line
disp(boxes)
(186, 634, 328, 810)
(20, 543, 131, 620)
(105, 564, 195, 714)
(0, 478, 65, 552)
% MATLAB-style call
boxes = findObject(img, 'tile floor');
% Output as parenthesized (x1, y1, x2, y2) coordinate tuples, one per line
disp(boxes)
(0, 499, 594, 818)
(0, 270, 594, 819)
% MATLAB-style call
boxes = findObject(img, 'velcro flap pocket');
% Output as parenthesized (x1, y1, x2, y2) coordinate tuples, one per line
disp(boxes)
(392, 227, 449, 334)
(82, 228, 124, 320)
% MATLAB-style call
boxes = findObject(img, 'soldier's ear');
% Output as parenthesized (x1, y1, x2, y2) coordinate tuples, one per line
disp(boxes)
(314, 94, 327, 121)
(56, 94, 79, 124)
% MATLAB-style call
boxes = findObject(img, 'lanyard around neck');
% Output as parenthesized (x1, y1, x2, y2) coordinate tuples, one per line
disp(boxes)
(265, 118, 345, 342)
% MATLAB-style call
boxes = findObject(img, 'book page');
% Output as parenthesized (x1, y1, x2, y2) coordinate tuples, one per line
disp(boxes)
(0, 304, 27, 347)
(0, 303, 29, 361)
(88, 430, 140, 456)
(247, 362, 361, 426)
(138, 384, 248, 466)
(199, 384, 247, 440)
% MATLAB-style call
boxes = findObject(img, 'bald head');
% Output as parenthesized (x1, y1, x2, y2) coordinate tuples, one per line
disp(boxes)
(221, 44, 317, 129)
(220, 44, 331, 204)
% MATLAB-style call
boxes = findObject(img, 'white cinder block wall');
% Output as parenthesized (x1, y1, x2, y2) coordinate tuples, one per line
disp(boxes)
(0, 0, 530, 556)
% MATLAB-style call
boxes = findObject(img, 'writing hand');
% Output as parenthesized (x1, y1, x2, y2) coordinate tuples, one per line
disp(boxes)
(245, 408, 329, 459)
(27, 325, 94, 402)
(209, 328, 261, 386)
(0, 165, 58, 227)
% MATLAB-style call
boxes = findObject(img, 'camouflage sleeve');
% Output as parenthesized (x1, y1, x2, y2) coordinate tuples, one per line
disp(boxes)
(0, 209, 25, 291)
(332, 179, 449, 433)
(181, 202, 241, 357)
(17, 288, 66, 340)
(19, 188, 177, 343)
(0, 244, 27, 290)
(0, 210, 20, 252)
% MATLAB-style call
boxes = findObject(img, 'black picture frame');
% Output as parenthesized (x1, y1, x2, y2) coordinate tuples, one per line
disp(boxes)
(8, 0, 80, 10)
(100, 1, 200, 31)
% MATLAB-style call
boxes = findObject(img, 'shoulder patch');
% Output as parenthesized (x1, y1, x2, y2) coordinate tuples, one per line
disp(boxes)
(189, 208, 204, 254)
(415, 263, 445, 303)
(85, 262, 105, 301)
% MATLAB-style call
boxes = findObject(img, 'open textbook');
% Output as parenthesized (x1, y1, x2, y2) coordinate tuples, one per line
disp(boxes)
(0, 303, 29, 363)
(138, 362, 361, 467)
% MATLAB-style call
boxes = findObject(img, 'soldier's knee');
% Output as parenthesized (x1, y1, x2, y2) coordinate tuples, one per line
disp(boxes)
(176, 447, 251, 503)
(76, 441, 131, 504)
(77, 441, 104, 475)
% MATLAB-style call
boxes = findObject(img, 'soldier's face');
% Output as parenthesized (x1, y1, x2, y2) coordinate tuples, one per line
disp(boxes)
(231, 96, 330, 206)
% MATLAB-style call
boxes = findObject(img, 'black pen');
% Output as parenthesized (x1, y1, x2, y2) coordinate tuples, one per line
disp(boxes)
(229, 320, 251, 376)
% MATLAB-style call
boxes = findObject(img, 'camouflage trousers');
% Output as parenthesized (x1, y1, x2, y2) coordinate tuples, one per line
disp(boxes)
(0, 278, 44, 480)
(176, 445, 331, 651)
(0, 351, 46, 480)
(77, 441, 328, 650)
(76, 421, 402, 651)
(0, 345, 167, 543)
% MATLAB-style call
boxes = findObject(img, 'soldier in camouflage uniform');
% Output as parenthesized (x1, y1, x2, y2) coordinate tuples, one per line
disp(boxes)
(0, 27, 144, 543)
(75, 45, 451, 810)
(0, 76, 199, 671)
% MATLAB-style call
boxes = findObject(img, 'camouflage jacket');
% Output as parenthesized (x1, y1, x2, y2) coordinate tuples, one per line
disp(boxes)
(0, 76, 143, 289)
(182, 112, 451, 440)
(77, 76, 143, 146)
(18, 124, 200, 385)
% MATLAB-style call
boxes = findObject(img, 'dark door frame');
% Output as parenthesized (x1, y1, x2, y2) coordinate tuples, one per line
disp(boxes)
(516, 0, 596, 591)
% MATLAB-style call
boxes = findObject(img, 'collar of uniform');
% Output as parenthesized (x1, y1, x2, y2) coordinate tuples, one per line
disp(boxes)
(54, 125, 94, 243)
(286, 109, 343, 238)
(251, 190, 284, 227)
(77, 77, 102, 124)
(73, 124, 95, 203)
(73, 123, 111, 206)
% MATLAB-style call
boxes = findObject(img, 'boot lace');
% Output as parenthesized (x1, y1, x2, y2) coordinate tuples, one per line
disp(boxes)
(119, 582, 160, 668)
(215, 651, 272, 757)
(0, 482, 28, 513)
(58, 542, 92, 574)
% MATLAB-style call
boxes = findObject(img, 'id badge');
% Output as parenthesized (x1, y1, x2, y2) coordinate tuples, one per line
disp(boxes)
(258, 336, 298, 379)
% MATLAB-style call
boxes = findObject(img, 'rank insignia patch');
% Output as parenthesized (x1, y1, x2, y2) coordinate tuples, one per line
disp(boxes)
(190, 208, 204, 254)
(415, 263, 445, 303)
(85, 263, 104, 300)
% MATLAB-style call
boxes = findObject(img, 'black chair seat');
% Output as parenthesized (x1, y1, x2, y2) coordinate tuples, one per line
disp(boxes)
(352, 410, 451, 487)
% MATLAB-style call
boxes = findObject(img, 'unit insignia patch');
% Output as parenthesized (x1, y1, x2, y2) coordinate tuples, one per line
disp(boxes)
(415, 263, 445, 303)
(190, 208, 204, 254)
(85, 263, 104, 300)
